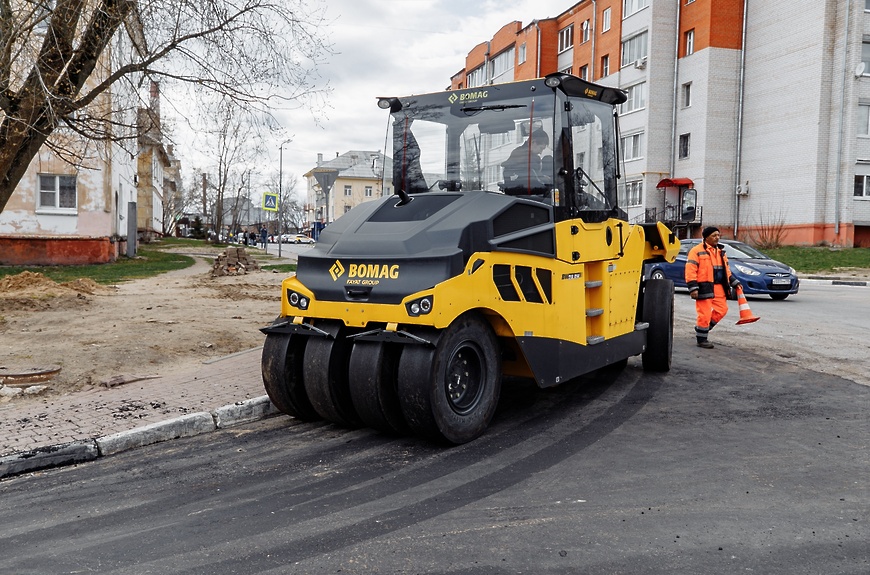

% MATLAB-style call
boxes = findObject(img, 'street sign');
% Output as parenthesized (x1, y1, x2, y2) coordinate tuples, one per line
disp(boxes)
(263, 192, 279, 211)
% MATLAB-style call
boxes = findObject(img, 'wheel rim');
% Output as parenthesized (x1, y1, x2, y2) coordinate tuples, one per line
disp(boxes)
(652, 270, 665, 280)
(444, 342, 485, 415)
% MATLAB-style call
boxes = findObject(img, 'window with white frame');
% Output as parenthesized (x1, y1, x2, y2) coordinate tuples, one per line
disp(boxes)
(854, 175, 870, 197)
(682, 82, 692, 107)
(621, 31, 648, 67)
(601, 54, 610, 77)
(863, 42, 870, 75)
(623, 0, 649, 18)
(679, 134, 690, 159)
(621, 133, 644, 161)
(860, 104, 870, 135)
(466, 65, 486, 88)
(560, 66, 573, 75)
(619, 82, 646, 114)
(559, 25, 574, 53)
(602, 8, 611, 32)
(579, 65, 588, 80)
(489, 47, 515, 84)
(685, 29, 695, 56)
(865, 0, 870, 11)
(519, 42, 527, 64)
(364, 186, 373, 197)
(582, 20, 591, 43)
(623, 180, 643, 207)
(38, 174, 77, 210)
(344, 185, 352, 196)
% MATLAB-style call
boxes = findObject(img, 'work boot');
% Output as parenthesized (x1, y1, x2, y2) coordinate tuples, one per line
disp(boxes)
(697, 340, 714, 349)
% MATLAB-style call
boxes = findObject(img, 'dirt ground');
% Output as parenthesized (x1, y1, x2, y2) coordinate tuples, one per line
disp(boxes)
(0, 247, 287, 403)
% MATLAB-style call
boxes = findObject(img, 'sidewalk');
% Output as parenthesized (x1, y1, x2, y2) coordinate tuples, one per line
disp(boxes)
(0, 347, 277, 479)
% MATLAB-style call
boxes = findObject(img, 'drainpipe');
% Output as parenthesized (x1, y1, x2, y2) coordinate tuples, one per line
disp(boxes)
(668, 0, 682, 219)
(536, 21, 542, 77)
(834, 0, 852, 239)
(591, 0, 597, 79)
(733, 0, 748, 239)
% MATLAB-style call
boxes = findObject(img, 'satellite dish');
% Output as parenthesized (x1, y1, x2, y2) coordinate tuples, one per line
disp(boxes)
(856, 62, 866, 78)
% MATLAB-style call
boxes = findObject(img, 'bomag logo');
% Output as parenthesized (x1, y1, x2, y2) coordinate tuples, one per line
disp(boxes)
(331, 260, 400, 282)
(584, 88, 598, 99)
(448, 90, 488, 104)
(330, 260, 345, 281)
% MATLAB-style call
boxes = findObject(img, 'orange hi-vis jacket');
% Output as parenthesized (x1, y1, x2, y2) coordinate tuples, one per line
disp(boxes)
(685, 241, 740, 299)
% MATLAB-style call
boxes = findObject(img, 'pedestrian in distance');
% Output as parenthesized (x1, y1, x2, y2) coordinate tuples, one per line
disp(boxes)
(685, 226, 741, 349)
(259, 226, 268, 249)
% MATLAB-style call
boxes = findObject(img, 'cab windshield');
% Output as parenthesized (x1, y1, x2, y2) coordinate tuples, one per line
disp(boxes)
(388, 85, 619, 218)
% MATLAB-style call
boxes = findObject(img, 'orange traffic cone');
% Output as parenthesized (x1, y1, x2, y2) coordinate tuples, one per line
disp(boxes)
(735, 285, 760, 325)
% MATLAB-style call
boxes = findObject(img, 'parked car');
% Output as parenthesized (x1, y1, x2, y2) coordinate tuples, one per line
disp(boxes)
(291, 234, 315, 244)
(645, 238, 799, 300)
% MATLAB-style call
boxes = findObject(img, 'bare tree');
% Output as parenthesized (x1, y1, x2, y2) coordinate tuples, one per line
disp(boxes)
(0, 0, 331, 213)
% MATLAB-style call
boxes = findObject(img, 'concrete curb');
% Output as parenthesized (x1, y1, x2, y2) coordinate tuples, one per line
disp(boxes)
(0, 396, 278, 480)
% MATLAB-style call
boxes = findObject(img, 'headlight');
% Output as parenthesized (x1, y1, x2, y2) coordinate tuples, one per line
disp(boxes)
(406, 295, 433, 317)
(788, 267, 796, 275)
(733, 264, 761, 276)
(287, 289, 310, 310)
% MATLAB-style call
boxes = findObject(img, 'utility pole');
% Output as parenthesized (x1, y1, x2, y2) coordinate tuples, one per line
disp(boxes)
(278, 138, 292, 258)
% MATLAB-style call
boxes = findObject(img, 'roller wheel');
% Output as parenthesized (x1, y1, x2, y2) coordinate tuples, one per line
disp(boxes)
(303, 325, 361, 427)
(398, 314, 501, 444)
(348, 342, 408, 435)
(642, 278, 674, 372)
(261, 332, 319, 420)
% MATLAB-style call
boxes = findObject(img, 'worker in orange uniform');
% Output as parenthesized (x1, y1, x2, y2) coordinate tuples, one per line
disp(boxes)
(685, 226, 741, 348)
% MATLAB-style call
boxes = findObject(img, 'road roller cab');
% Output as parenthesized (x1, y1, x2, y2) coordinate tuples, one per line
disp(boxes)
(261, 73, 680, 444)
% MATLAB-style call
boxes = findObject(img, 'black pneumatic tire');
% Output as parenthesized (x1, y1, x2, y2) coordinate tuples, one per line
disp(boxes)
(642, 279, 674, 372)
(348, 341, 408, 435)
(261, 332, 320, 421)
(398, 314, 501, 444)
(303, 325, 361, 427)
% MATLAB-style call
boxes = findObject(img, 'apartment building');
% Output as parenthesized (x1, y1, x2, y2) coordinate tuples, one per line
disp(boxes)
(450, 0, 869, 247)
(304, 151, 393, 237)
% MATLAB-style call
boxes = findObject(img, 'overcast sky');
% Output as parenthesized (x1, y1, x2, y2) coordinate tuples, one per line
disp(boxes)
(170, 0, 573, 199)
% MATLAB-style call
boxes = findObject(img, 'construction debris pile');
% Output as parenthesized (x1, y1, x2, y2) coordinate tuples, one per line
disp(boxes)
(212, 247, 260, 276)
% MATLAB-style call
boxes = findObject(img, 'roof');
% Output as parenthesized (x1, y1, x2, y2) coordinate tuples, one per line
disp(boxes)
(305, 150, 392, 180)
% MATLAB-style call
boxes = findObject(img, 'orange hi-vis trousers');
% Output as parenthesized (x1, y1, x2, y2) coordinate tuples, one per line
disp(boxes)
(694, 284, 729, 343)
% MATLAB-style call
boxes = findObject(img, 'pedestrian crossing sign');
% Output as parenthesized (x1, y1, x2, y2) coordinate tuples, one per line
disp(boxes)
(263, 192, 279, 211)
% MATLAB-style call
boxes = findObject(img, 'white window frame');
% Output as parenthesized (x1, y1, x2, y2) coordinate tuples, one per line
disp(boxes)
(855, 175, 870, 197)
(619, 82, 646, 114)
(623, 0, 649, 18)
(582, 20, 591, 43)
(862, 42, 870, 75)
(621, 31, 649, 67)
(364, 186, 373, 197)
(559, 25, 574, 53)
(685, 29, 695, 56)
(37, 173, 77, 211)
(489, 47, 515, 84)
(682, 82, 692, 107)
(602, 8, 611, 32)
(601, 54, 610, 77)
(467, 65, 486, 88)
(621, 133, 644, 161)
(623, 180, 643, 207)
(579, 65, 588, 81)
(344, 185, 352, 197)
(518, 42, 527, 64)
(859, 104, 870, 136)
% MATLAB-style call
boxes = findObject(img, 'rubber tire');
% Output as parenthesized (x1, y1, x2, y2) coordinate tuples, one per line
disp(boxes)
(348, 341, 408, 434)
(302, 325, 361, 427)
(642, 278, 674, 372)
(398, 314, 501, 444)
(261, 333, 320, 421)
(770, 293, 789, 301)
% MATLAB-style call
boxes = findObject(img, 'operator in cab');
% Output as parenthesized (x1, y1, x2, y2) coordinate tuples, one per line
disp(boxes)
(501, 129, 551, 196)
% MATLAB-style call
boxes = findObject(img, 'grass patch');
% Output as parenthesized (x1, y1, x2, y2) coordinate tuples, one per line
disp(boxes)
(763, 246, 870, 274)
(0, 237, 296, 284)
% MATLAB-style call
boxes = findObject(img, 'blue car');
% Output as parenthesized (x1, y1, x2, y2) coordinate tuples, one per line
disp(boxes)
(645, 239, 800, 300)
